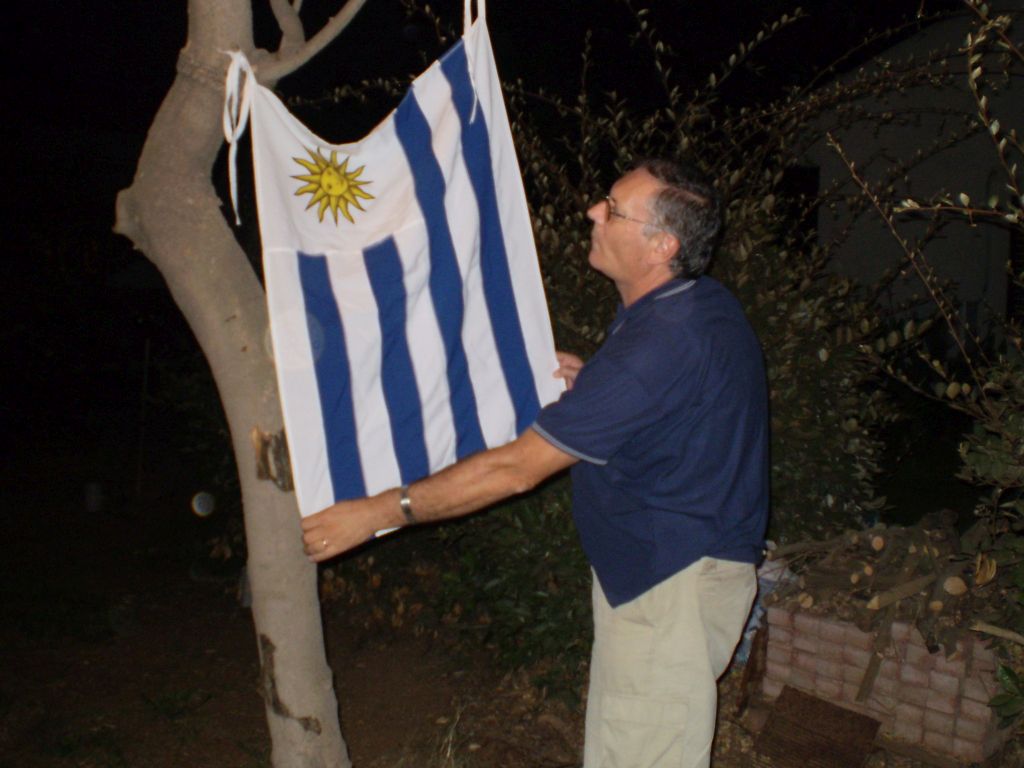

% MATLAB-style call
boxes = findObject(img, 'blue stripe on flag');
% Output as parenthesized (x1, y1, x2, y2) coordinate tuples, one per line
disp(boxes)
(363, 237, 431, 484)
(394, 84, 487, 459)
(297, 252, 367, 501)
(441, 45, 542, 434)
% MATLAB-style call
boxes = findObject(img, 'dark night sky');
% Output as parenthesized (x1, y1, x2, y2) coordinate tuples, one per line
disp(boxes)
(10, 0, 961, 210)
(12, 1, 954, 136)
(5, 0, 953, 466)
(8, 0, 953, 253)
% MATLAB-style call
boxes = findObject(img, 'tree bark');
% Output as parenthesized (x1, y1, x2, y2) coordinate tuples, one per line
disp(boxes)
(114, 1, 355, 765)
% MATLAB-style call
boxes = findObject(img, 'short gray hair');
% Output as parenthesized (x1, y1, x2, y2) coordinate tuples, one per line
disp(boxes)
(634, 159, 721, 278)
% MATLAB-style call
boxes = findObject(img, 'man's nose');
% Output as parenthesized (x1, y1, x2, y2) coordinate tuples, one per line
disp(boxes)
(586, 200, 605, 223)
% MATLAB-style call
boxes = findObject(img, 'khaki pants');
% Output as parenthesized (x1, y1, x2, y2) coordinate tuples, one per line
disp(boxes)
(583, 557, 757, 768)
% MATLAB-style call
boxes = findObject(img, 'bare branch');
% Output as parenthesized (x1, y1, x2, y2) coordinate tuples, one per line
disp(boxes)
(971, 620, 1024, 645)
(894, 203, 1020, 227)
(964, 0, 1024, 64)
(269, 0, 306, 56)
(801, 11, 955, 96)
(963, 25, 1023, 202)
(826, 132, 990, 387)
(258, 0, 370, 84)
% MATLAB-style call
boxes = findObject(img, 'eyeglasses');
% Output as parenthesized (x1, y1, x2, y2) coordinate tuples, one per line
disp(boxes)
(603, 196, 655, 227)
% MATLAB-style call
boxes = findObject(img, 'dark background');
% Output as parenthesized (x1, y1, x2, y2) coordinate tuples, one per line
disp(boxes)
(4, 0, 956, 527)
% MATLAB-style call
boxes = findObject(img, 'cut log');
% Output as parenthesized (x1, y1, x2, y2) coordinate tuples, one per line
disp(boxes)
(942, 576, 968, 596)
(768, 533, 848, 559)
(866, 574, 937, 610)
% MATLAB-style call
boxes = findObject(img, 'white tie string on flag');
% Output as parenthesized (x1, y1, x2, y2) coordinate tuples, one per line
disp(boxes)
(223, 4, 562, 519)
(222, 51, 254, 227)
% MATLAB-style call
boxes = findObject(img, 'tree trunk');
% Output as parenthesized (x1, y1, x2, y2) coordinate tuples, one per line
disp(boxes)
(114, 1, 349, 765)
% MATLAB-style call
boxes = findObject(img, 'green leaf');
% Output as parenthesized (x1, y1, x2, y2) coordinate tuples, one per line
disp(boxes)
(990, 692, 1016, 708)
(997, 665, 1022, 696)
(995, 696, 1024, 717)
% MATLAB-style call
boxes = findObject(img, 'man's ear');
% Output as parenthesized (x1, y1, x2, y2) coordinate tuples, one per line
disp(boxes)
(651, 231, 680, 266)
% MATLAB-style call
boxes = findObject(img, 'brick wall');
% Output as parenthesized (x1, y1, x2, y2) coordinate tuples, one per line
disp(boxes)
(763, 606, 1009, 764)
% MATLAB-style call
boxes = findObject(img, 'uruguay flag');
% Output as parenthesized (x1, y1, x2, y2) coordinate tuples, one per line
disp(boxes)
(224, 8, 562, 518)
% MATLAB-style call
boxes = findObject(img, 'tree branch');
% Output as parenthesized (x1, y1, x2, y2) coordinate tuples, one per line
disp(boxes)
(269, 0, 306, 56)
(866, 573, 936, 611)
(258, 0, 370, 84)
(971, 620, 1024, 645)
(826, 133, 990, 386)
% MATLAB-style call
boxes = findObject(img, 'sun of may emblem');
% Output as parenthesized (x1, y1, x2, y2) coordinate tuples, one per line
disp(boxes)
(292, 148, 374, 224)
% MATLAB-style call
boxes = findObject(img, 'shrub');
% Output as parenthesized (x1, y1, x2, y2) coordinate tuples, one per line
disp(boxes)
(828, 0, 1024, 712)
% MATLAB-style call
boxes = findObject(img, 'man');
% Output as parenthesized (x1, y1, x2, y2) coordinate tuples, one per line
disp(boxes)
(301, 158, 769, 768)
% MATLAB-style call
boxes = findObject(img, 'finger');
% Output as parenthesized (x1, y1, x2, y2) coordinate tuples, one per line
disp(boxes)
(304, 533, 332, 559)
(303, 500, 346, 529)
(301, 527, 326, 554)
(300, 512, 323, 531)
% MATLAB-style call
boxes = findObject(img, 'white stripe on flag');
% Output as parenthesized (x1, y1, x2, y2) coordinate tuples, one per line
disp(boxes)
(423, 80, 519, 449)
(391, 222, 459, 475)
(468, 27, 560, 413)
(264, 248, 335, 516)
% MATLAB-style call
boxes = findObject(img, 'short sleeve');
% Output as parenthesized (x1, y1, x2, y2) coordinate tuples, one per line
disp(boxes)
(533, 352, 668, 465)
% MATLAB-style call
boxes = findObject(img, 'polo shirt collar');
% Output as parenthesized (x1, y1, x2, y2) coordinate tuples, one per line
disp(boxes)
(611, 277, 698, 334)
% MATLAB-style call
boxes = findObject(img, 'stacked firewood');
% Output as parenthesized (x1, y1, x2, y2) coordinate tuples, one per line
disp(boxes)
(762, 513, 1011, 656)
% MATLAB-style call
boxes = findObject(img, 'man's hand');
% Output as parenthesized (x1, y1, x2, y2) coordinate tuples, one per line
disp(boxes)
(301, 490, 401, 562)
(554, 351, 585, 390)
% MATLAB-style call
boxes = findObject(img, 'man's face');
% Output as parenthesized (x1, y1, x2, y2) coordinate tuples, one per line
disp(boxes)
(586, 169, 663, 283)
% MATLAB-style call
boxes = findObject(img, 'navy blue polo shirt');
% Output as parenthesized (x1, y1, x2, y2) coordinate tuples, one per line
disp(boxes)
(533, 276, 769, 607)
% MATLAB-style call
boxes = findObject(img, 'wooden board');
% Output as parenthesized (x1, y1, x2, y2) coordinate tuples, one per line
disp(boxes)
(748, 686, 880, 768)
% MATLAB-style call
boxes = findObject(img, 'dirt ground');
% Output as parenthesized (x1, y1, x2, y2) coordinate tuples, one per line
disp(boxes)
(0, 547, 579, 768)
(0, 435, 1002, 768)
(0, 430, 752, 768)
(0, 533, 756, 768)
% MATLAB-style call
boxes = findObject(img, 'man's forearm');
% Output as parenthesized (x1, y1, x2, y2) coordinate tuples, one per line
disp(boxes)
(405, 438, 546, 521)
(351, 442, 542, 530)
(301, 428, 576, 560)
